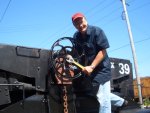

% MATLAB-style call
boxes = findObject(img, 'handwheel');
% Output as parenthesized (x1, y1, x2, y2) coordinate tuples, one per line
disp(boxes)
(50, 37, 85, 80)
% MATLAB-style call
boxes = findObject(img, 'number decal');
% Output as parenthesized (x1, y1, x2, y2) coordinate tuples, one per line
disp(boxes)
(119, 63, 124, 74)
(118, 63, 130, 75)
(124, 64, 130, 74)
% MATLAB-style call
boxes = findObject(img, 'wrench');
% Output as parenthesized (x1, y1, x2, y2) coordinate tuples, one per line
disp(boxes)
(66, 55, 84, 70)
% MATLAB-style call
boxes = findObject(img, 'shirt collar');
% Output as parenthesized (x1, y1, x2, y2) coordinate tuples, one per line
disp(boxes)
(78, 25, 91, 35)
(86, 25, 91, 35)
(76, 25, 92, 39)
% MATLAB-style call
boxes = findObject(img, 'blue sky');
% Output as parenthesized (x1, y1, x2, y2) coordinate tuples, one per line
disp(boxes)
(0, 0, 150, 78)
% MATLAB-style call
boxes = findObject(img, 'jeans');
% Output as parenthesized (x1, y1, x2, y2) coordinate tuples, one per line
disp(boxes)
(110, 93, 124, 107)
(96, 81, 111, 113)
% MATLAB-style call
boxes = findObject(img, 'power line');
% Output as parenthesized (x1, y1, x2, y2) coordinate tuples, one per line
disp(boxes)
(93, 7, 122, 25)
(38, 0, 117, 48)
(109, 37, 150, 53)
(1, 0, 149, 50)
(40, 1, 150, 48)
(86, 0, 118, 19)
(129, 1, 150, 12)
(35, 0, 108, 47)
(84, 0, 106, 15)
(0, 0, 12, 23)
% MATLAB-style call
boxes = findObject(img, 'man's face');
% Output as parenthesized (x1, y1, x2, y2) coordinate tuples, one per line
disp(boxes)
(73, 17, 88, 34)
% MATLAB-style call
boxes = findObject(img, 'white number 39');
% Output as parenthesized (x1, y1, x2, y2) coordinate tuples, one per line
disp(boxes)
(118, 63, 130, 75)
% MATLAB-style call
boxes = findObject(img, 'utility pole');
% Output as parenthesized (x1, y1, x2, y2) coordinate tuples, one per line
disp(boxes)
(121, 0, 144, 109)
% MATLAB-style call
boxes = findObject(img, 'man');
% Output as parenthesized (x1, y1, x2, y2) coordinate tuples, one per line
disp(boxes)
(72, 12, 111, 113)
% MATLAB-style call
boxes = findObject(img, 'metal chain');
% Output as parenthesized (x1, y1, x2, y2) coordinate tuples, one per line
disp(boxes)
(63, 86, 69, 113)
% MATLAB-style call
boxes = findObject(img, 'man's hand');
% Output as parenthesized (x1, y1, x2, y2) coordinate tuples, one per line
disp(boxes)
(66, 55, 95, 76)
(82, 65, 94, 76)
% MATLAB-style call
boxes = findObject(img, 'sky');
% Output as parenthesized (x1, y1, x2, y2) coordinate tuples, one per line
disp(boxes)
(0, 0, 150, 78)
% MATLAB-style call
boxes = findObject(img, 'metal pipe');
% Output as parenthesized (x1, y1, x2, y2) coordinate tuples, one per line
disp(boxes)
(121, 0, 144, 108)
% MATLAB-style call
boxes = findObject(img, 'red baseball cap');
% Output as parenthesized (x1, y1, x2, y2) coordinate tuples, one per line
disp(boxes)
(72, 12, 84, 22)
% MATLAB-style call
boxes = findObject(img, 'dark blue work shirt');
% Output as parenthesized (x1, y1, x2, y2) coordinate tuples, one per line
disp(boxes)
(73, 25, 111, 85)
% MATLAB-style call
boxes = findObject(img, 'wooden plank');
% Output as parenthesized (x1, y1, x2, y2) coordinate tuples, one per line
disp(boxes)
(133, 77, 150, 98)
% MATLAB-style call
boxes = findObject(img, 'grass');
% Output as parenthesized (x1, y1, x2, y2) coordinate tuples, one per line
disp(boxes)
(143, 98, 150, 108)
